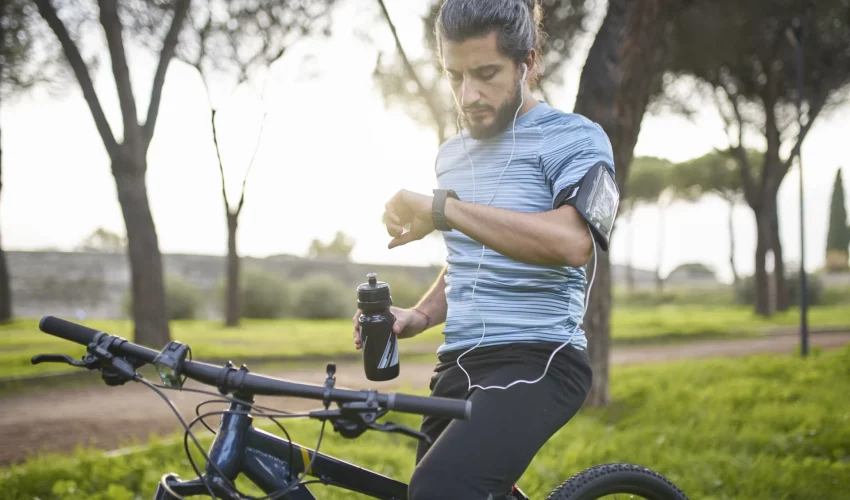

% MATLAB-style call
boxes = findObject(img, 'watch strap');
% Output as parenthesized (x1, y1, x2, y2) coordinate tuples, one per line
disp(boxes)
(432, 189, 458, 231)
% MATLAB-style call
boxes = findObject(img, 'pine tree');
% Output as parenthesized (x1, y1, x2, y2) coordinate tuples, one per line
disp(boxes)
(826, 168, 850, 270)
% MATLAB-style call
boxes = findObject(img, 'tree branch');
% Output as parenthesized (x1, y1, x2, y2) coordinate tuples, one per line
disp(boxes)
(34, 0, 118, 158)
(143, 0, 191, 149)
(781, 96, 825, 174)
(235, 111, 267, 217)
(211, 108, 231, 213)
(375, 0, 444, 138)
(97, 0, 139, 151)
(715, 78, 758, 206)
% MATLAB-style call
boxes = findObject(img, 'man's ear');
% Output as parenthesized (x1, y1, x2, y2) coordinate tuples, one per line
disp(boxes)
(523, 49, 537, 86)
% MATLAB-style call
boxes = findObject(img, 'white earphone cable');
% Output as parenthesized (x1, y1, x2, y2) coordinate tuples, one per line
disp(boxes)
(453, 64, 596, 391)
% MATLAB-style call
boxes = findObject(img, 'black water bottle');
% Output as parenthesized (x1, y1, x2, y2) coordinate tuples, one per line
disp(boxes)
(357, 273, 399, 381)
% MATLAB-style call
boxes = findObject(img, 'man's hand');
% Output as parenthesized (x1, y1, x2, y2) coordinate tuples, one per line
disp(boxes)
(352, 307, 430, 350)
(382, 189, 434, 249)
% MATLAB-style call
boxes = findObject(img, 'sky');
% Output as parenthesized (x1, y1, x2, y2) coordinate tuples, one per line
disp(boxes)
(3, 0, 849, 284)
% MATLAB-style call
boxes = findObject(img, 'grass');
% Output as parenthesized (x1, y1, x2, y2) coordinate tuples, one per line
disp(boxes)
(2, 303, 848, 380)
(2, 345, 849, 499)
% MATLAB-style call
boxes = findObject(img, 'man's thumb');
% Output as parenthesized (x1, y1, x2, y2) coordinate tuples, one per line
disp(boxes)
(392, 315, 407, 335)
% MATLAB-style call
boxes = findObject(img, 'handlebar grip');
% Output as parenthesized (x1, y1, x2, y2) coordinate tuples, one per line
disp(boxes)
(39, 316, 102, 346)
(387, 393, 472, 420)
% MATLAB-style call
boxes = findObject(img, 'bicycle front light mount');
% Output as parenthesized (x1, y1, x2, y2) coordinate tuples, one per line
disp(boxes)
(154, 341, 189, 388)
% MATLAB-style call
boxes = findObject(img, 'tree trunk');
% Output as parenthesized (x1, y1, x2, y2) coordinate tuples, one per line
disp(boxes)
(727, 199, 739, 287)
(114, 161, 170, 347)
(572, 0, 679, 407)
(753, 209, 772, 316)
(225, 211, 240, 327)
(768, 202, 789, 311)
(656, 201, 665, 293)
(0, 125, 11, 322)
(626, 212, 635, 291)
(585, 249, 612, 405)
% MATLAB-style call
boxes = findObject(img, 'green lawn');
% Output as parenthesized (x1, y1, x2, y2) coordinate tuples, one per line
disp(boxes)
(2, 344, 849, 499)
(1, 304, 848, 379)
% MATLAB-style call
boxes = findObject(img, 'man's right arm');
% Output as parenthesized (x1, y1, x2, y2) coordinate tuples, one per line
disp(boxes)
(352, 266, 448, 349)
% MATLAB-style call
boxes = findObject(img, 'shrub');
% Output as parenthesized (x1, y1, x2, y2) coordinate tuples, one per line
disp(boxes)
(374, 271, 430, 309)
(292, 273, 351, 319)
(122, 274, 204, 320)
(219, 267, 291, 319)
(735, 271, 825, 307)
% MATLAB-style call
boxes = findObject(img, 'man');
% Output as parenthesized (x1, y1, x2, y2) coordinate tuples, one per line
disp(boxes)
(352, 0, 617, 498)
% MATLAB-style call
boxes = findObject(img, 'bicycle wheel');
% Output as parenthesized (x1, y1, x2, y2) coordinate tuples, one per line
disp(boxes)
(544, 463, 688, 500)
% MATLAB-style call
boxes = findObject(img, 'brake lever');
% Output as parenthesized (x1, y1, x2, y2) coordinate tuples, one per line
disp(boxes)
(367, 421, 433, 445)
(32, 353, 98, 369)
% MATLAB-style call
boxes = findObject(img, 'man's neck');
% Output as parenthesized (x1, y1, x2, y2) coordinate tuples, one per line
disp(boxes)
(517, 87, 540, 117)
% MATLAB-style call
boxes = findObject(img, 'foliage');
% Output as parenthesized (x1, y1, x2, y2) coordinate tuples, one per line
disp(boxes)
(226, 267, 291, 319)
(667, 262, 716, 279)
(826, 168, 849, 258)
(736, 272, 825, 307)
(123, 275, 204, 321)
(0, 0, 66, 100)
(625, 156, 675, 205)
(292, 273, 351, 319)
(4, 346, 850, 499)
(306, 231, 356, 261)
(671, 149, 753, 203)
(371, 0, 590, 143)
(664, 0, 850, 315)
(376, 271, 430, 309)
(74, 227, 126, 253)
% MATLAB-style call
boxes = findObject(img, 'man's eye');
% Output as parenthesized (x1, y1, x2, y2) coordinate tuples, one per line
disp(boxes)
(479, 71, 496, 80)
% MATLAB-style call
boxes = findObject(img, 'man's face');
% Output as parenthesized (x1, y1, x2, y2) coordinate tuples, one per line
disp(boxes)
(442, 31, 523, 140)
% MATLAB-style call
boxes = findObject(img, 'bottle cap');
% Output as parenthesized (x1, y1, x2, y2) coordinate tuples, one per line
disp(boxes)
(357, 273, 392, 310)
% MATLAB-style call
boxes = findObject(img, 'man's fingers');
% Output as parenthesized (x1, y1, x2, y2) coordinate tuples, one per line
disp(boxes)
(386, 222, 404, 237)
(388, 230, 418, 249)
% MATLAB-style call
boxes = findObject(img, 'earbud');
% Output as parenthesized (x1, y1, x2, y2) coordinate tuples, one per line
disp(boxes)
(521, 63, 528, 83)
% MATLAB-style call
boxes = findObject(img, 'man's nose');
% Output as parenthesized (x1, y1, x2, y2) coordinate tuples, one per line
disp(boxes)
(460, 78, 482, 107)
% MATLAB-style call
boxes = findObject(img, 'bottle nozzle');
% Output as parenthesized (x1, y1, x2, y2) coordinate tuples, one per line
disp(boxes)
(367, 273, 377, 286)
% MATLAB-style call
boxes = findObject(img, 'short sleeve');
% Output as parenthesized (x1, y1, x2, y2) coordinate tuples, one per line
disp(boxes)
(539, 114, 615, 208)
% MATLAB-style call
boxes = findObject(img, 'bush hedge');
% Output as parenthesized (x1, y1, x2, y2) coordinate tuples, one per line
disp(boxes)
(122, 274, 204, 320)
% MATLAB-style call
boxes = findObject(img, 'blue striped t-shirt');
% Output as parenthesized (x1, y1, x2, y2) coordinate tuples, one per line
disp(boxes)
(434, 101, 615, 355)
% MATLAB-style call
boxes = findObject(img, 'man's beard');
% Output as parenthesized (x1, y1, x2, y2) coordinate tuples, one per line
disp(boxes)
(459, 80, 522, 140)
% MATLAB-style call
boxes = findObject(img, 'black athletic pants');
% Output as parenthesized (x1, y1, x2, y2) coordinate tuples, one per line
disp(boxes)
(407, 341, 593, 500)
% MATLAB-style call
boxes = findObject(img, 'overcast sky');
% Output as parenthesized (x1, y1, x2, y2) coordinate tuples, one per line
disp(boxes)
(3, 0, 848, 283)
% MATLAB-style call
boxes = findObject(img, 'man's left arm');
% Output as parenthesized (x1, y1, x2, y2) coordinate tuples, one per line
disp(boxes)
(443, 200, 592, 267)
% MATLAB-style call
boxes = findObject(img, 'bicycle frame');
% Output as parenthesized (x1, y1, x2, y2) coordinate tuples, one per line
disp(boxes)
(154, 398, 409, 499)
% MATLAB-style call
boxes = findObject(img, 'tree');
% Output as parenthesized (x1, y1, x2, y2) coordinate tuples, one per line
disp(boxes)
(1, 0, 66, 322)
(627, 156, 675, 291)
(307, 231, 355, 261)
(31, 0, 193, 347)
(672, 149, 758, 287)
(664, 0, 850, 316)
(75, 227, 127, 253)
(826, 167, 849, 271)
(372, 0, 590, 144)
(179, 0, 337, 327)
(573, 0, 693, 406)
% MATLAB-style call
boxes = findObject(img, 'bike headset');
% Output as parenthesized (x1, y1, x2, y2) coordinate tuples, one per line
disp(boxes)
(453, 62, 598, 392)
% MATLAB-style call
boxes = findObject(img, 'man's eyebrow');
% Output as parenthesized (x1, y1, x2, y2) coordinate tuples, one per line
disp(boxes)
(445, 63, 502, 74)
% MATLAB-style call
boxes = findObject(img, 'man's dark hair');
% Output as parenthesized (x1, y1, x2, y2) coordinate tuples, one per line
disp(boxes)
(435, 0, 547, 87)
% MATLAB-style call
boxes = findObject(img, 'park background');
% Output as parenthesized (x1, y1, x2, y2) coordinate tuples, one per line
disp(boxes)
(2, 0, 850, 498)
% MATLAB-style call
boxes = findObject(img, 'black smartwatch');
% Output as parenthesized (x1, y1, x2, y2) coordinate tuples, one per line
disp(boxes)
(432, 189, 459, 231)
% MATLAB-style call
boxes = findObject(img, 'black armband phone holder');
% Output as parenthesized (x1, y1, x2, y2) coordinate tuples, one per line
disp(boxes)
(554, 161, 620, 252)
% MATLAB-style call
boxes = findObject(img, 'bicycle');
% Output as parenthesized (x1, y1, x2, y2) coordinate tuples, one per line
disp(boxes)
(32, 315, 689, 499)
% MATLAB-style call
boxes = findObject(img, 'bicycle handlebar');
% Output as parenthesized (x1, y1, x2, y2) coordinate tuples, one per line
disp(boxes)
(38, 316, 471, 420)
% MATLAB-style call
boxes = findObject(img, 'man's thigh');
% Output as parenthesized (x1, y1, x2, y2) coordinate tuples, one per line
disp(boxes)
(409, 345, 591, 500)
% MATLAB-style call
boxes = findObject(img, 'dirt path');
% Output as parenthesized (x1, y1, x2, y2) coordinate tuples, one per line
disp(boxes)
(2, 331, 848, 466)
